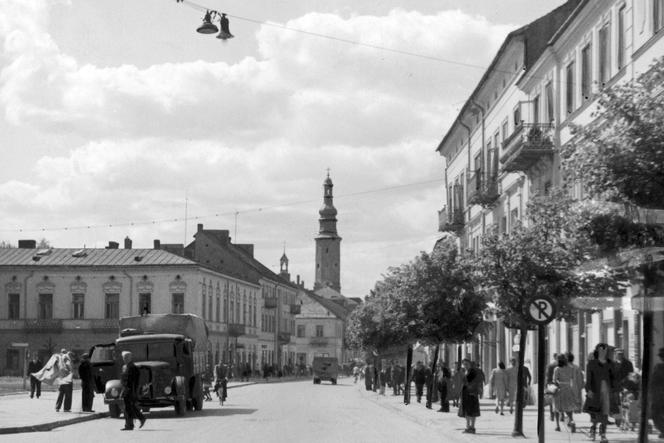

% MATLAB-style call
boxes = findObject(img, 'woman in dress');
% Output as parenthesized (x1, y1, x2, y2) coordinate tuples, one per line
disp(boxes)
(553, 353, 577, 432)
(489, 362, 508, 415)
(584, 343, 618, 443)
(458, 358, 481, 434)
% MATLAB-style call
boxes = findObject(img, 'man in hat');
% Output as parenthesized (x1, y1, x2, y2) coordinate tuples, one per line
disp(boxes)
(78, 353, 95, 412)
(28, 354, 43, 399)
(120, 351, 145, 430)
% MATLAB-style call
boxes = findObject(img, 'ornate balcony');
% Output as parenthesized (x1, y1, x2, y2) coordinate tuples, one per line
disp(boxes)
(227, 323, 245, 337)
(278, 331, 291, 344)
(500, 123, 555, 173)
(290, 304, 301, 315)
(264, 297, 278, 309)
(25, 319, 63, 333)
(309, 337, 328, 346)
(466, 170, 480, 204)
(438, 206, 464, 233)
(469, 176, 500, 208)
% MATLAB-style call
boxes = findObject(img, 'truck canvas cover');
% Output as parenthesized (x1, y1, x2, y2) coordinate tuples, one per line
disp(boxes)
(119, 314, 209, 349)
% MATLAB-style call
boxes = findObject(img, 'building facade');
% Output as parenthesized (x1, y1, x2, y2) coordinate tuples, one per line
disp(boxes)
(0, 240, 255, 376)
(436, 0, 664, 379)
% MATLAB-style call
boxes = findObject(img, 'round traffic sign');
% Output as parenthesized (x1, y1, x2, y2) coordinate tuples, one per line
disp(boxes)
(526, 295, 557, 325)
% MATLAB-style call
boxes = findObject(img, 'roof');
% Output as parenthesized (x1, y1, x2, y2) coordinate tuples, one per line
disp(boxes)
(436, 0, 582, 154)
(306, 290, 352, 320)
(0, 248, 197, 267)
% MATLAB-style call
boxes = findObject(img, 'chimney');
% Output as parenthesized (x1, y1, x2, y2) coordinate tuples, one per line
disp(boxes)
(197, 223, 204, 233)
(18, 240, 37, 249)
(124, 236, 132, 249)
(107, 241, 119, 249)
(153, 239, 161, 250)
(296, 275, 300, 286)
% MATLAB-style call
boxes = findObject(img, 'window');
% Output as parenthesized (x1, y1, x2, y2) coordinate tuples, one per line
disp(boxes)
(105, 293, 119, 319)
(38, 294, 53, 319)
(510, 208, 520, 230)
(315, 325, 324, 337)
(618, 6, 627, 70)
(216, 294, 220, 323)
(6, 349, 19, 371)
(655, 0, 664, 32)
(545, 82, 554, 122)
(72, 293, 85, 319)
(502, 120, 508, 143)
(172, 293, 184, 314)
(598, 23, 611, 86)
(8, 293, 19, 320)
(532, 95, 540, 124)
(581, 44, 592, 100)
(230, 299, 234, 323)
(566, 62, 575, 114)
(139, 293, 151, 315)
(513, 104, 521, 127)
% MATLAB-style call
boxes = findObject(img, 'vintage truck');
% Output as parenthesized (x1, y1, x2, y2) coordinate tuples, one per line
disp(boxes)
(312, 356, 339, 385)
(89, 313, 209, 417)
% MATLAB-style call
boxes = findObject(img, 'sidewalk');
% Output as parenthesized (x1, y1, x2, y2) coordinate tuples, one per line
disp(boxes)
(358, 383, 650, 443)
(0, 380, 255, 434)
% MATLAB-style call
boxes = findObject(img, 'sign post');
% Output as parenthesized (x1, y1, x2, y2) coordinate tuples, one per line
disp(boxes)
(526, 295, 557, 443)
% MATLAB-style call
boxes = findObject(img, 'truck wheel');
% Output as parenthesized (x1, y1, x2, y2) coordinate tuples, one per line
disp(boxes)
(331, 379, 337, 385)
(109, 404, 121, 418)
(175, 398, 186, 416)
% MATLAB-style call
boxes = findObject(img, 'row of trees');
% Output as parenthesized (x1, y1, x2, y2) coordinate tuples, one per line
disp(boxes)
(346, 56, 664, 437)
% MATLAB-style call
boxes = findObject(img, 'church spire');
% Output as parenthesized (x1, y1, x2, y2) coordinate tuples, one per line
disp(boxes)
(314, 171, 341, 292)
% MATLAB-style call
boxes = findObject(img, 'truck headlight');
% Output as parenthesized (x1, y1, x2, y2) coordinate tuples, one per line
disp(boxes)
(164, 386, 172, 395)
(110, 387, 119, 398)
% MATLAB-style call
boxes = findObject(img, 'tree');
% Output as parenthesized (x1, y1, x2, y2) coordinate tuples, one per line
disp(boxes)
(561, 56, 664, 210)
(36, 238, 51, 249)
(471, 191, 621, 437)
(0, 241, 15, 248)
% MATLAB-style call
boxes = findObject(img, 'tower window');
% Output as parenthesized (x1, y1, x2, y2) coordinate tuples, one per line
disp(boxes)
(326, 248, 328, 253)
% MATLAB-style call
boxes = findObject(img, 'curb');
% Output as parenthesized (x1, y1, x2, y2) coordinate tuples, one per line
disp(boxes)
(0, 412, 109, 435)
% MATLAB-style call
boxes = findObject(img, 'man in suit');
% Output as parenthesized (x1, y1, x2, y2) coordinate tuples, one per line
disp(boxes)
(28, 354, 43, 399)
(120, 351, 145, 431)
(78, 353, 95, 412)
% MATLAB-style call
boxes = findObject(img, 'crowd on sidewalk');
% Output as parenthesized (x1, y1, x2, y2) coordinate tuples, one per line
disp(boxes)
(354, 343, 664, 442)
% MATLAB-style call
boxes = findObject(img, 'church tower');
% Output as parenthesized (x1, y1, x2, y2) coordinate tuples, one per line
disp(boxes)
(314, 172, 341, 292)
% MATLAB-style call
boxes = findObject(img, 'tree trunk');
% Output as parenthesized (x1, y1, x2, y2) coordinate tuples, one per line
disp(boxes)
(404, 344, 413, 405)
(512, 327, 528, 437)
(426, 344, 440, 408)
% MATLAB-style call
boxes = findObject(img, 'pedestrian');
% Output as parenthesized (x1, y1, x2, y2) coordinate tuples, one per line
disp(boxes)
(583, 343, 618, 443)
(565, 352, 584, 413)
(437, 363, 451, 412)
(391, 361, 403, 396)
(378, 363, 389, 395)
(120, 351, 146, 431)
(506, 358, 518, 414)
(365, 362, 374, 391)
(451, 362, 465, 408)
(78, 353, 95, 412)
(489, 361, 508, 415)
(55, 349, 73, 412)
(411, 361, 427, 403)
(473, 361, 486, 399)
(651, 347, 664, 439)
(546, 353, 558, 422)
(28, 354, 43, 399)
(552, 353, 577, 432)
(458, 358, 482, 434)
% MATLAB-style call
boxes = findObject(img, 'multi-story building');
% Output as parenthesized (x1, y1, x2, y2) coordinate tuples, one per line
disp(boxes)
(184, 224, 297, 371)
(0, 238, 250, 376)
(436, 0, 664, 379)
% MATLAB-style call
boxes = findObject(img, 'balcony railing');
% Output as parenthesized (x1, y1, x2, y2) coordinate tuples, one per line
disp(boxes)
(438, 206, 464, 233)
(90, 318, 118, 332)
(264, 297, 278, 309)
(25, 319, 63, 333)
(469, 176, 500, 208)
(227, 323, 245, 337)
(309, 337, 328, 346)
(290, 304, 301, 315)
(0, 319, 26, 330)
(500, 123, 555, 173)
(278, 331, 291, 343)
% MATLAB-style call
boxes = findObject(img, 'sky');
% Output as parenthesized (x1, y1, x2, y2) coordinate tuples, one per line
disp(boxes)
(0, 0, 567, 298)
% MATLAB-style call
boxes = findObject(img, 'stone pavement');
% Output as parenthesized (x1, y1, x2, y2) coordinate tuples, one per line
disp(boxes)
(0, 380, 256, 434)
(358, 383, 651, 443)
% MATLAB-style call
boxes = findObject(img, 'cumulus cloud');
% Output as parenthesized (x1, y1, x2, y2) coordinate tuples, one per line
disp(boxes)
(0, 0, 513, 295)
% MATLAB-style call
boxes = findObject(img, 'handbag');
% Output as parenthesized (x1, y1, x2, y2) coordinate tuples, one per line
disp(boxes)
(545, 383, 559, 395)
